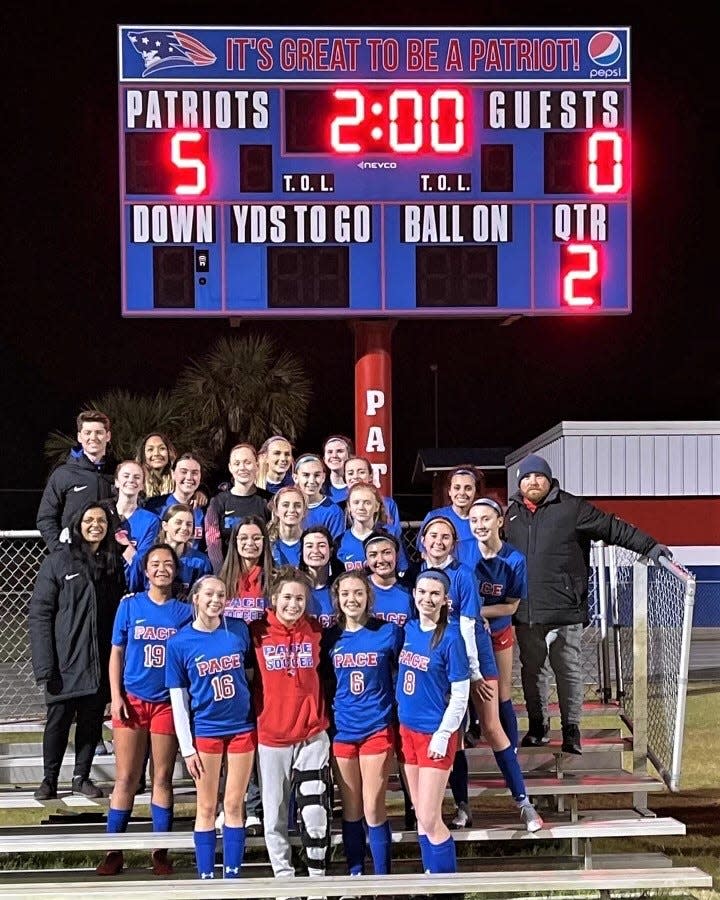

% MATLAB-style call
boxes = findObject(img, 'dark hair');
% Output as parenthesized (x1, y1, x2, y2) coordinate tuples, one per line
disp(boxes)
(69, 500, 123, 579)
(173, 452, 202, 473)
(421, 515, 458, 548)
(323, 434, 354, 454)
(414, 570, 451, 649)
(363, 528, 400, 556)
(219, 516, 273, 595)
(298, 525, 344, 586)
(446, 465, 486, 498)
(135, 432, 177, 498)
(76, 410, 111, 432)
(141, 542, 180, 574)
(331, 569, 374, 630)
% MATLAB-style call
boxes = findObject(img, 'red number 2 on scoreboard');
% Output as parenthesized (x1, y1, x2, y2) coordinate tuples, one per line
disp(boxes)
(561, 243, 601, 308)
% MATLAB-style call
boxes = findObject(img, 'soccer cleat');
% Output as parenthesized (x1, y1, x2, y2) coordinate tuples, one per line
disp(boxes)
(520, 718, 550, 747)
(96, 850, 124, 876)
(71, 776, 103, 798)
(450, 801, 473, 829)
(151, 848, 174, 875)
(561, 723, 583, 755)
(520, 802, 544, 833)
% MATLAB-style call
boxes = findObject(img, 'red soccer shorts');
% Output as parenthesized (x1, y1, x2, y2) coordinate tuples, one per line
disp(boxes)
(333, 725, 397, 759)
(195, 730, 258, 754)
(491, 623, 515, 652)
(112, 693, 175, 735)
(397, 724, 459, 770)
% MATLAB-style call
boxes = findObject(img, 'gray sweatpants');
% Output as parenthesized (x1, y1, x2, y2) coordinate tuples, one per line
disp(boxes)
(257, 730, 330, 879)
(515, 622, 584, 725)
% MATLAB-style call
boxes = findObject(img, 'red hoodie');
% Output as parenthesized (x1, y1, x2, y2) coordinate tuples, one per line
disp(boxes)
(250, 610, 328, 747)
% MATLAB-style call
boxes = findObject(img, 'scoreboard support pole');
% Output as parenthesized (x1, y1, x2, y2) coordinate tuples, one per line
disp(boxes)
(353, 320, 396, 497)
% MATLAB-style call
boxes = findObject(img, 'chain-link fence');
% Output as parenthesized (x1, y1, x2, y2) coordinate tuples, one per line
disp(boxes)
(0, 532, 47, 721)
(608, 546, 696, 791)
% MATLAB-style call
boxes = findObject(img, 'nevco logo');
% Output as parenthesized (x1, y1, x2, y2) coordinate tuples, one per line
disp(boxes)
(357, 161, 397, 170)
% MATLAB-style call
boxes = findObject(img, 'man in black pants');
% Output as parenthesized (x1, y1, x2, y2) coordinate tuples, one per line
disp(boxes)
(505, 454, 671, 754)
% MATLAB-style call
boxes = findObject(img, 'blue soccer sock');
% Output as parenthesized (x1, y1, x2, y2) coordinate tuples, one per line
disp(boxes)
(493, 744, 528, 803)
(341, 818, 366, 875)
(417, 833, 431, 872)
(222, 825, 245, 878)
(193, 829, 217, 879)
(367, 821, 392, 875)
(427, 835, 457, 873)
(448, 749, 469, 805)
(106, 807, 131, 834)
(499, 698, 519, 749)
(150, 802, 173, 833)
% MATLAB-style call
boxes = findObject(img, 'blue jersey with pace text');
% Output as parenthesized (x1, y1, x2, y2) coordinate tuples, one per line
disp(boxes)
(396, 620, 469, 734)
(370, 581, 414, 626)
(325, 619, 403, 742)
(335, 529, 368, 571)
(165, 619, 254, 737)
(307, 584, 337, 630)
(303, 497, 345, 540)
(455, 540, 527, 632)
(111, 592, 193, 702)
(271, 538, 301, 567)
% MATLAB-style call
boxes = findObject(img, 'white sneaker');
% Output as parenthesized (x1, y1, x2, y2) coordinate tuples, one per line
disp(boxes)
(214, 808, 224, 829)
(450, 801, 473, 829)
(520, 802, 544, 833)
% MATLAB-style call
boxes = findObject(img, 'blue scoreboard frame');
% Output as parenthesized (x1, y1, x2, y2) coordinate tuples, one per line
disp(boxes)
(117, 26, 631, 318)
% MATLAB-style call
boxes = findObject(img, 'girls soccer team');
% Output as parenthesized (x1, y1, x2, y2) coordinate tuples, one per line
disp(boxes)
(91, 446, 542, 888)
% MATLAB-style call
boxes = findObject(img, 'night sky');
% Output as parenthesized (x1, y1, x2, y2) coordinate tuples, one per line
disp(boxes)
(2, 3, 715, 526)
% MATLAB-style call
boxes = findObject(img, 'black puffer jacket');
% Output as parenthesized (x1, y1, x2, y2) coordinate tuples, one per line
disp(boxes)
(36, 449, 115, 551)
(28, 547, 125, 703)
(505, 481, 657, 627)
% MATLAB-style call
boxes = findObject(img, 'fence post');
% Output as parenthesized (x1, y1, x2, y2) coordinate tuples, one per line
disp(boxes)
(631, 560, 649, 814)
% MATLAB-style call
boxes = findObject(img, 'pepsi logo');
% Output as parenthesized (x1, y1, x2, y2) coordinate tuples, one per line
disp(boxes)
(588, 32, 623, 67)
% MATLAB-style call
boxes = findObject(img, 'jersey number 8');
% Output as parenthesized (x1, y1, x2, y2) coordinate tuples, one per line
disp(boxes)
(402, 670, 416, 695)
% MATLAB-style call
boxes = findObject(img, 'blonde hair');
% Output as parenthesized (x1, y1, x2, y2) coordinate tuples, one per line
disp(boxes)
(267, 486, 307, 542)
(256, 436, 293, 490)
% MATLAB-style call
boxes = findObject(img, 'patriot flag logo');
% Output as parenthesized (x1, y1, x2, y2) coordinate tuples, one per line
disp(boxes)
(128, 30, 216, 76)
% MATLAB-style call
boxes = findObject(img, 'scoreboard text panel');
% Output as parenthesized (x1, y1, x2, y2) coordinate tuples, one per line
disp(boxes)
(118, 26, 631, 317)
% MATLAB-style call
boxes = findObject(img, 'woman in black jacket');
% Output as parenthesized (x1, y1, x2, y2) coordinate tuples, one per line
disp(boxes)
(29, 500, 127, 800)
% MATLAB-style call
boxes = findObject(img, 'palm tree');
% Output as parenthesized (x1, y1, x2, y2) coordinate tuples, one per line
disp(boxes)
(174, 333, 311, 474)
(43, 389, 185, 472)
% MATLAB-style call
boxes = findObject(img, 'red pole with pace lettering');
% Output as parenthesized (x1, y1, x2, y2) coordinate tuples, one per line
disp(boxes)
(353, 320, 396, 496)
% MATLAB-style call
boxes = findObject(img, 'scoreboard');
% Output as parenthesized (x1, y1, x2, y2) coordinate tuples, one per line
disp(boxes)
(117, 26, 631, 318)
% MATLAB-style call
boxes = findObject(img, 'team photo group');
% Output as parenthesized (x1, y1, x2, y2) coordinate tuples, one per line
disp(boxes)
(29, 410, 670, 891)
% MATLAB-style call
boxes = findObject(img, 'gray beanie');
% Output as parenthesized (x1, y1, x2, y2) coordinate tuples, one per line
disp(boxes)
(517, 454, 552, 481)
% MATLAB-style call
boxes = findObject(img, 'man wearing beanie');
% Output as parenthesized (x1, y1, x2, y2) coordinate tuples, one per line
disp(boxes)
(505, 454, 671, 754)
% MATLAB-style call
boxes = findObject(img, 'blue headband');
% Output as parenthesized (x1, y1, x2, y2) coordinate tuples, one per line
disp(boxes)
(417, 568, 451, 592)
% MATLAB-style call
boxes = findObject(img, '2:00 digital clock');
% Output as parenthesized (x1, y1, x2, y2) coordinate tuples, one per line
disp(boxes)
(284, 87, 469, 154)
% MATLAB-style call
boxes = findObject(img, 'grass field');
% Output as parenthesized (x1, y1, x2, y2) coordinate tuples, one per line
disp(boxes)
(1, 683, 718, 898)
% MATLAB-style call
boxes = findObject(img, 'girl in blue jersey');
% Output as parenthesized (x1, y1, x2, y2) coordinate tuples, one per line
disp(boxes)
(293, 453, 345, 540)
(336, 483, 390, 571)
(112, 460, 160, 582)
(127, 504, 212, 599)
(364, 533, 414, 627)
(396, 569, 469, 876)
(299, 525, 343, 629)
(324, 571, 403, 878)
(268, 485, 307, 566)
(458, 498, 527, 751)
(96, 544, 193, 877)
(416, 465, 485, 549)
(257, 435, 294, 495)
(421, 517, 543, 833)
(165, 575, 256, 880)
(322, 434, 354, 503)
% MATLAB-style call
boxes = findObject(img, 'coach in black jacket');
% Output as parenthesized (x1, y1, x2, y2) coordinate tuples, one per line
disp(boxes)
(505, 454, 670, 754)
(29, 500, 126, 800)
(36, 410, 115, 551)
